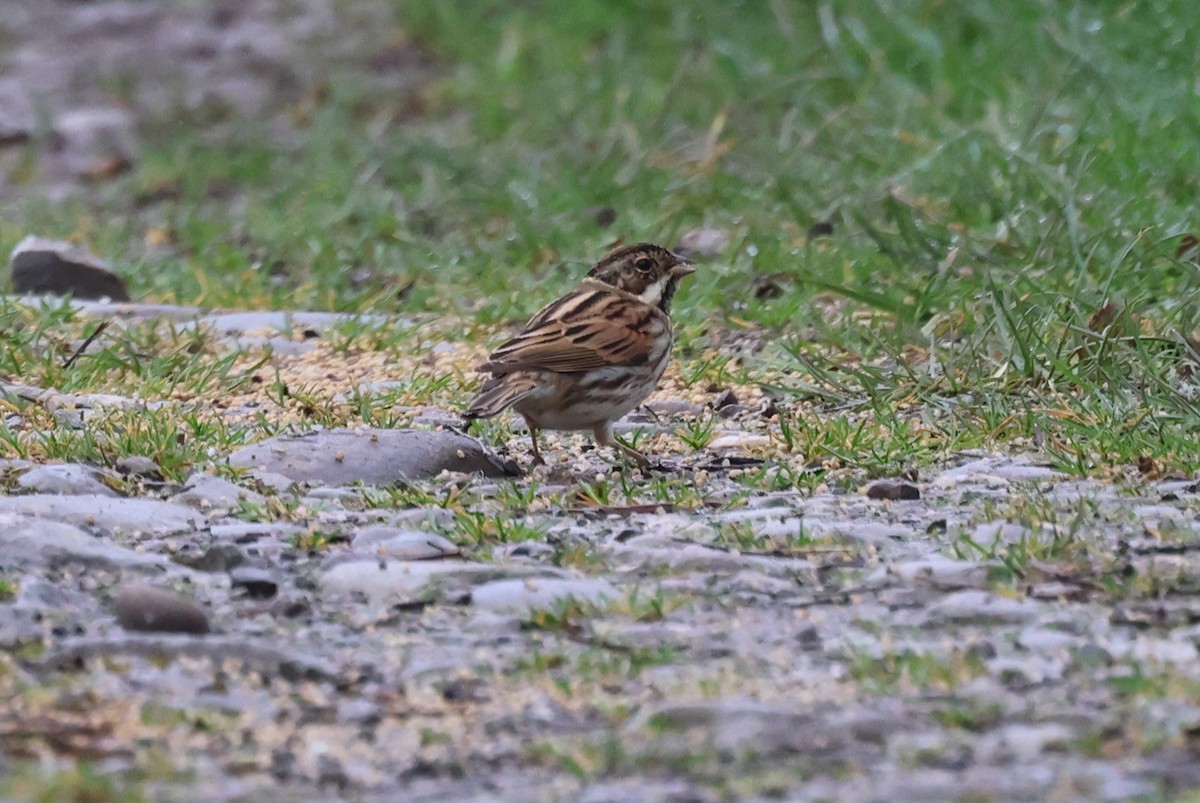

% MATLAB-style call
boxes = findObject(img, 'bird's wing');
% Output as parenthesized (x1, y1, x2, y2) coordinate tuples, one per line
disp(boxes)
(479, 287, 668, 374)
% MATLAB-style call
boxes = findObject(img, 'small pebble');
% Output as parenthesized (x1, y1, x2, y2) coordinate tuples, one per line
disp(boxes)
(113, 584, 210, 634)
(866, 481, 921, 501)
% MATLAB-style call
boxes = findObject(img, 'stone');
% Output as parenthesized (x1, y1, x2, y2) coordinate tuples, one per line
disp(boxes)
(248, 471, 298, 494)
(673, 227, 730, 260)
(625, 700, 843, 758)
(0, 82, 35, 146)
(580, 780, 718, 803)
(322, 560, 559, 604)
(972, 520, 1033, 547)
(0, 494, 205, 537)
(64, 299, 203, 322)
(194, 310, 387, 338)
(112, 584, 210, 635)
(712, 388, 739, 410)
(350, 525, 461, 559)
(470, 577, 620, 613)
(933, 456, 1065, 487)
(866, 480, 921, 501)
(229, 566, 279, 599)
(9, 236, 130, 301)
(707, 433, 771, 451)
(174, 472, 265, 512)
(209, 522, 302, 542)
(0, 513, 164, 568)
(227, 428, 520, 483)
(174, 543, 245, 573)
(919, 590, 1040, 626)
(17, 463, 118, 496)
(53, 106, 137, 180)
(889, 555, 988, 590)
(115, 456, 162, 478)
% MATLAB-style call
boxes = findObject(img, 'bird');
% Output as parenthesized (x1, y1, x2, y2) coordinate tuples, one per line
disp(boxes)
(463, 243, 695, 467)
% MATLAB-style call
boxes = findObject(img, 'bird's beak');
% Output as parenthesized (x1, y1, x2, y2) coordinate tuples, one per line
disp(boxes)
(670, 259, 696, 279)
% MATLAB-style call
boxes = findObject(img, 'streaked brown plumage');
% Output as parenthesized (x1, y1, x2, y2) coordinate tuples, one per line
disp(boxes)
(464, 243, 694, 466)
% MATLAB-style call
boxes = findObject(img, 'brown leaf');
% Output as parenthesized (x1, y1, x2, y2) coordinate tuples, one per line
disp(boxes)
(1177, 234, 1199, 259)
(1088, 301, 1121, 332)
(807, 220, 835, 239)
(752, 274, 784, 299)
(80, 155, 132, 182)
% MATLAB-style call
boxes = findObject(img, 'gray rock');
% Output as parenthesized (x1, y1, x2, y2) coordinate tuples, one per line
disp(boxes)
(470, 577, 619, 613)
(115, 455, 162, 478)
(933, 456, 1065, 487)
(229, 566, 279, 599)
(322, 559, 560, 604)
(350, 525, 461, 559)
(175, 543, 245, 573)
(194, 310, 386, 337)
(866, 480, 921, 500)
(673, 227, 730, 260)
(9, 235, 130, 301)
(887, 555, 988, 590)
(248, 470, 298, 494)
(972, 520, 1034, 547)
(625, 699, 844, 758)
(580, 780, 718, 803)
(209, 522, 302, 542)
(977, 722, 1074, 762)
(0, 82, 35, 146)
(174, 472, 264, 512)
(920, 590, 1040, 626)
(60, 299, 203, 322)
(41, 636, 336, 681)
(0, 494, 205, 537)
(0, 513, 164, 568)
(17, 463, 118, 496)
(227, 428, 520, 483)
(112, 584, 210, 634)
(53, 105, 136, 176)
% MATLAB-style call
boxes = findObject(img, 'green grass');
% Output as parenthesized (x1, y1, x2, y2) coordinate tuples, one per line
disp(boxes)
(2, 0, 1199, 475)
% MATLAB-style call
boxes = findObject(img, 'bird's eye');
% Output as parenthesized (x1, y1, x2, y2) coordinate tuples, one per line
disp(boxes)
(634, 257, 655, 272)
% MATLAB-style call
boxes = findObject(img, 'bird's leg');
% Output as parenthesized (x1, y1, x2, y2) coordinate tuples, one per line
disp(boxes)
(593, 423, 649, 470)
(524, 417, 545, 466)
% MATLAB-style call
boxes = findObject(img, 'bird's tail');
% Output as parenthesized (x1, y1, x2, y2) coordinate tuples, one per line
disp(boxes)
(463, 375, 538, 421)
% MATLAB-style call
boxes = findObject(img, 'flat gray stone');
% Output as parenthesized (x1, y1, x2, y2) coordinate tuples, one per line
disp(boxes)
(625, 699, 843, 758)
(227, 428, 520, 483)
(17, 463, 117, 496)
(174, 472, 264, 512)
(919, 590, 1040, 627)
(470, 577, 620, 613)
(350, 525, 461, 559)
(209, 522, 302, 542)
(933, 456, 1065, 487)
(322, 559, 558, 604)
(194, 310, 386, 337)
(0, 513, 164, 567)
(58, 299, 202, 321)
(9, 235, 130, 301)
(673, 227, 729, 260)
(887, 555, 989, 590)
(115, 455, 161, 478)
(0, 494, 205, 537)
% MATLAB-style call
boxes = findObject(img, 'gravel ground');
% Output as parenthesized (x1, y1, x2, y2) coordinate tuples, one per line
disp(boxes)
(2, 2, 1198, 801)
(0, 299, 1196, 801)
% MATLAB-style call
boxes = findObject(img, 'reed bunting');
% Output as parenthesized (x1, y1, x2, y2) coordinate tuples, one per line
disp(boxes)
(464, 243, 695, 467)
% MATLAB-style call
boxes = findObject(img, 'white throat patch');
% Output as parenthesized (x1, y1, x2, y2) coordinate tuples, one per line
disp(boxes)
(636, 277, 667, 307)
